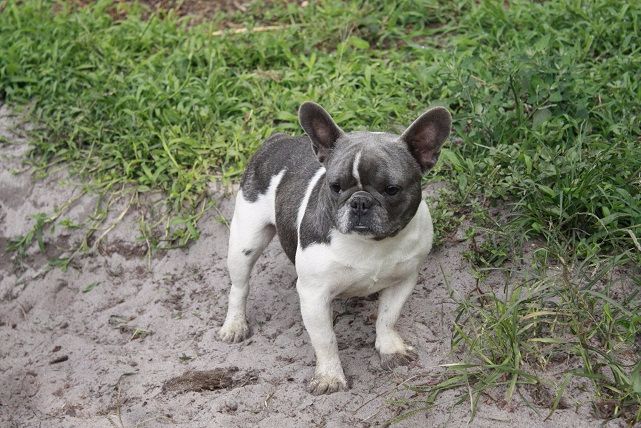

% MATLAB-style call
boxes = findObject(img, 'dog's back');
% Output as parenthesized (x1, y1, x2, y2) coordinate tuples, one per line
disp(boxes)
(239, 133, 323, 262)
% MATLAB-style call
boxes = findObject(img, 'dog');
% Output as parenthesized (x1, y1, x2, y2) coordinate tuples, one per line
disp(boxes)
(219, 102, 451, 395)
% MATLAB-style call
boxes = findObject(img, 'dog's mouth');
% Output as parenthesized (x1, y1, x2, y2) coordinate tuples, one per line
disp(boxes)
(353, 225, 370, 233)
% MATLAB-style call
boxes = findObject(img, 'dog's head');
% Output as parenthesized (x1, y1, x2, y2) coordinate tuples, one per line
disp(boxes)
(299, 102, 451, 239)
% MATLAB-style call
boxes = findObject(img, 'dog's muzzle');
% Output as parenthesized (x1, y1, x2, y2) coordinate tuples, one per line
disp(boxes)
(349, 191, 375, 231)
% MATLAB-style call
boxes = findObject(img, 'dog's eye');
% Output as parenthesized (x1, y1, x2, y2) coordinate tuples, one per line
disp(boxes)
(330, 183, 342, 194)
(385, 185, 400, 196)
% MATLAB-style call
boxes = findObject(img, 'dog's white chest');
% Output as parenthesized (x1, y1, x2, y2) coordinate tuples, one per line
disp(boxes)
(296, 201, 433, 298)
(333, 250, 417, 297)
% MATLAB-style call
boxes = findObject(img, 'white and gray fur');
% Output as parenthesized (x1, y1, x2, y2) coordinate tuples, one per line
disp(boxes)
(219, 102, 452, 395)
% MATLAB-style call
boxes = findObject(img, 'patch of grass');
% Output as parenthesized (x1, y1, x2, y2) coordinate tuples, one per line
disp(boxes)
(406, 252, 641, 423)
(7, 212, 50, 257)
(1, 0, 640, 423)
(425, 187, 468, 247)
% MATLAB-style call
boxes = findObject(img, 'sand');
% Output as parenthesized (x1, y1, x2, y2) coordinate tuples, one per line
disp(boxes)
(0, 102, 608, 427)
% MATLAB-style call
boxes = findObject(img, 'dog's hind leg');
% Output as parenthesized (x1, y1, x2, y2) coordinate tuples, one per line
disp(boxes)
(219, 190, 276, 343)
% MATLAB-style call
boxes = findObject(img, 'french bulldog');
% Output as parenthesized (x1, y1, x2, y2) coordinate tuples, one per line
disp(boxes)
(219, 102, 452, 395)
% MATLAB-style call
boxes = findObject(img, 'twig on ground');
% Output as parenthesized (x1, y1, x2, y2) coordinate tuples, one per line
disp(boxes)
(211, 24, 297, 37)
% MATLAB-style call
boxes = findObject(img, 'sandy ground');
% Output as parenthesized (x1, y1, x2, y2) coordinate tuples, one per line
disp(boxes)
(0, 102, 612, 427)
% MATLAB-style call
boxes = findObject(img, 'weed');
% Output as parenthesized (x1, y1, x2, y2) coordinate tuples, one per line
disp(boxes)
(7, 212, 50, 257)
(82, 281, 100, 293)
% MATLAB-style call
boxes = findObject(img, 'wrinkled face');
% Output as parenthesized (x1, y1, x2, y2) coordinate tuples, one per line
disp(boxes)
(323, 132, 422, 239)
(298, 101, 451, 239)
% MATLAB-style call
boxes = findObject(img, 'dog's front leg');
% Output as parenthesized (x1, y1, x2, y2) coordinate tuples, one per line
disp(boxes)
(297, 278, 347, 395)
(376, 273, 419, 370)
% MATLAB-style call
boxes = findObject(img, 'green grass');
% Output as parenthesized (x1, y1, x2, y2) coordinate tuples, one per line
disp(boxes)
(410, 253, 641, 422)
(1, 0, 640, 423)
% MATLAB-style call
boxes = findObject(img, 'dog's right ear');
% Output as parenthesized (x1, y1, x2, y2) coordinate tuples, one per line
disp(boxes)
(299, 102, 344, 163)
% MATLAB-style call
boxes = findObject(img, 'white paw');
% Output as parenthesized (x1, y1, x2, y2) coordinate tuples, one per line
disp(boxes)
(218, 319, 251, 343)
(307, 373, 348, 395)
(376, 328, 412, 354)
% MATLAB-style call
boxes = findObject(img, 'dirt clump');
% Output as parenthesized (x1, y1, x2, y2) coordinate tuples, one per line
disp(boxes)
(162, 367, 258, 393)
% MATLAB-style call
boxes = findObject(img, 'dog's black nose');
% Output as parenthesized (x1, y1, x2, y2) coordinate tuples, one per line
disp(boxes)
(350, 192, 373, 216)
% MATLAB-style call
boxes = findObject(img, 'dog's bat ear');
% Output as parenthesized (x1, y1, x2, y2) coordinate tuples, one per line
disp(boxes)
(400, 107, 451, 173)
(299, 102, 344, 164)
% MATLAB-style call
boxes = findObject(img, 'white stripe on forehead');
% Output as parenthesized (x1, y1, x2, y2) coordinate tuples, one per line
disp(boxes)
(352, 150, 362, 188)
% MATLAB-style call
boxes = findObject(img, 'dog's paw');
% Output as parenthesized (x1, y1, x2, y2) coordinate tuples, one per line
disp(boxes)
(218, 319, 251, 343)
(380, 347, 418, 371)
(307, 374, 348, 395)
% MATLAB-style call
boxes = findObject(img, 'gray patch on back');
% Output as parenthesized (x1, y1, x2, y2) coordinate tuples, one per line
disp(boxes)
(240, 133, 295, 202)
(240, 133, 324, 263)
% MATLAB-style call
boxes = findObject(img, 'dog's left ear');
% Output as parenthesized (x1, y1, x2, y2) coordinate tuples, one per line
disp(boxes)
(400, 107, 452, 172)
(299, 102, 344, 163)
